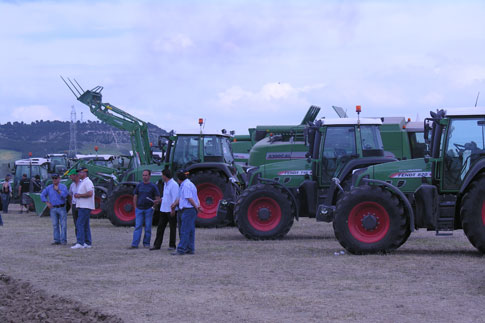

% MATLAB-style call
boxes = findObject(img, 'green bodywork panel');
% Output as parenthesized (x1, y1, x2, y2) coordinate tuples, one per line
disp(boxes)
(354, 158, 431, 193)
(258, 159, 312, 188)
(380, 123, 412, 160)
(248, 138, 308, 167)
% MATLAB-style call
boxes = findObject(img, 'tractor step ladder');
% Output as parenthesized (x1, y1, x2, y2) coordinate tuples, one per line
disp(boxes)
(435, 201, 455, 236)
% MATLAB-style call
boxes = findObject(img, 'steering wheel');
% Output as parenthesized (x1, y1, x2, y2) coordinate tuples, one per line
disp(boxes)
(334, 148, 347, 158)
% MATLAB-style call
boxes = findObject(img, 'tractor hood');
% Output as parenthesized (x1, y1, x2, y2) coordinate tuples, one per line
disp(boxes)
(258, 159, 312, 188)
(354, 158, 431, 193)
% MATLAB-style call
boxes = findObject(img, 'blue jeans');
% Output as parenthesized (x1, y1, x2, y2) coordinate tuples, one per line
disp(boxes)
(76, 208, 92, 246)
(0, 212, 3, 226)
(1, 193, 10, 213)
(50, 207, 67, 244)
(177, 207, 197, 254)
(132, 208, 153, 247)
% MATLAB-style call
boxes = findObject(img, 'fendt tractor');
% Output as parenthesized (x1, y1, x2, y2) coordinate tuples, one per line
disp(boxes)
(62, 77, 243, 227)
(219, 106, 399, 240)
(333, 108, 485, 254)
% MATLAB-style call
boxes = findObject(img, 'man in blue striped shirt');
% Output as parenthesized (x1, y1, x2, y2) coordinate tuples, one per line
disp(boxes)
(41, 174, 69, 245)
(171, 169, 202, 255)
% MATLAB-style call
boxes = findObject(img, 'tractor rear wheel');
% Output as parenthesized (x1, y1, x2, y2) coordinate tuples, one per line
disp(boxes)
(234, 184, 294, 240)
(460, 176, 485, 253)
(333, 185, 407, 254)
(107, 186, 135, 226)
(191, 170, 233, 228)
(90, 187, 107, 219)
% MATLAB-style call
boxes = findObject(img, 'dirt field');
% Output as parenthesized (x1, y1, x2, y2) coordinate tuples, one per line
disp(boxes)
(1, 204, 484, 323)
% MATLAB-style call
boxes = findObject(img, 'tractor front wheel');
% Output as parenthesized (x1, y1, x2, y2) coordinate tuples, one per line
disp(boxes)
(234, 184, 294, 240)
(107, 186, 135, 226)
(333, 185, 407, 254)
(461, 176, 485, 253)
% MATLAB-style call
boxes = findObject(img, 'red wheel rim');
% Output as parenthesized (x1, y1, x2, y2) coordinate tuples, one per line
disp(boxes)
(482, 201, 485, 226)
(247, 197, 281, 232)
(348, 201, 390, 243)
(196, 183, 223, 219)
(113, 194, 135, 222)
(90, 196, 103, 215)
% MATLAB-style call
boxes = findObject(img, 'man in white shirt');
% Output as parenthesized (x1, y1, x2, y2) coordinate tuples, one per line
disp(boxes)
(71, 167, 95, 249)
(151, 169, 179, 251)
(67, 169, 80, 238)
(171, 169, 202, 255)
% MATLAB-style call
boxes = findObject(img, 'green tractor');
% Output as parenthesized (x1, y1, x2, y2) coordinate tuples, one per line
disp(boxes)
(333, 108, 485, 254)
(219, 110, 398, 240)
(62, 77, 243, 228)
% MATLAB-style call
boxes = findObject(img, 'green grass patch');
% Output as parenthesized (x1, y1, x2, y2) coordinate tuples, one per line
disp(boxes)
(0, 149, 22, 164)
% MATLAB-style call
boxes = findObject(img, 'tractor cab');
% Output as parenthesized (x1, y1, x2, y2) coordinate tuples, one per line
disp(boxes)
(45, 154, 70, 175)
(162, 133, 235, 171)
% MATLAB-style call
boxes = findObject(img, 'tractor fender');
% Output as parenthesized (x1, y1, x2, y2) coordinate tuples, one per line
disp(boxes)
(185, 163, 233, 181)
(459, 159, 485, 195)
(324, 157, 397, 206)
(258, 177, 300, 220)
(457, 159, 485, 211)
(362, 178, 415, 232)
(94, 185, 109, 194)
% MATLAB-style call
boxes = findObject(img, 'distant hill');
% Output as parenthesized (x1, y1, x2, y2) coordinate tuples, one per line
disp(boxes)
(0, 120, 168, 159)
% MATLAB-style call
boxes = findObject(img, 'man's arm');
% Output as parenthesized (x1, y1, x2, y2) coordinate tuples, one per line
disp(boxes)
(133, 194, 138, 208)
(187, 198, 202, 212)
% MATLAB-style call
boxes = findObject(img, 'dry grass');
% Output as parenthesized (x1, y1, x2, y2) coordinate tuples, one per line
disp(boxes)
(1, 204, 484, 323)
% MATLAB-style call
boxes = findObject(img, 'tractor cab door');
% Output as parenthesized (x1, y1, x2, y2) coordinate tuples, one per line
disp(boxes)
(320, 126, 357, 186)
(441, 117, 485, 191)
(171, 135, 201, 170)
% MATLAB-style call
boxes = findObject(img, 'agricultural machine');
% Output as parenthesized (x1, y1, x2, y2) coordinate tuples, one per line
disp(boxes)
(219, 106, 399, 240)
(231, 105, 321, 165)
(45, 153, 70, 175)
(333, 108, 485, 254)
(62, 77, 243, 227)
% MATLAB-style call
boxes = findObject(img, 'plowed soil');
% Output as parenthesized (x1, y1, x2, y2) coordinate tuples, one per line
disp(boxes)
(1, 204, 484, 322)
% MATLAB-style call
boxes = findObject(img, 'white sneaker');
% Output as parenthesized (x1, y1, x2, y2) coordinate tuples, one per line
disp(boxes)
(83, 244, 92, 249)
(71, 243, 85, 249)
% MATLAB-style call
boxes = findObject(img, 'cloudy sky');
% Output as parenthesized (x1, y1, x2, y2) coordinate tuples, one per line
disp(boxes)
(1, 0, 485, 134)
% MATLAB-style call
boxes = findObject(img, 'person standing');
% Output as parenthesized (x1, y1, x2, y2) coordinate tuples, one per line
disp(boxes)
(40, 174, 69, 245)
(18, 174, 31, 213)
(67, 169, 80, 238)
(171, 170, 202, 256)
(32, 175, 42, 192)
(130, 170, 160, 249)
(151, 169, 179, 251)
(1, 174, 12, 213)
(72, 167, 94, 249)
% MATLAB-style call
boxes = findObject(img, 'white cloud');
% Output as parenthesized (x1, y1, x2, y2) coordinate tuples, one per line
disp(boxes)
(10, 105, 56, 123)
(152, 34, 194, 53)
(217, 82, 326, 108)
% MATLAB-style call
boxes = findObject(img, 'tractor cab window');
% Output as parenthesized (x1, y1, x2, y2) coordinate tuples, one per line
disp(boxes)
(408, 131, 426, 159)
(15, 165, 48, 181)
(203, 136, 223, 162)
(360, 125, 384, 157)
(321, 126, 357, 184)
(443, 117, 485, 190)
(173, 136, 200, 169)
(222, 137, 235, 164)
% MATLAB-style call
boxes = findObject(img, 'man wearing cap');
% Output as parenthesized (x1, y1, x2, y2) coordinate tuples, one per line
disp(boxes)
(171, 170, 202, 255)
(41, 174, 69, 245)
(67, 169, 80, 238)
(72, 167, 95, 249)
(18, 173, 31, 213)
(130, 169, 160, 248)
(151, 168, 179, 251)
